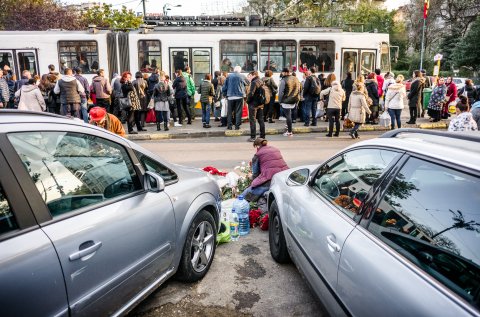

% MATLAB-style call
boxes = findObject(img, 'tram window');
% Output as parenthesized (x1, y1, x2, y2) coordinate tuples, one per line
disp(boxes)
(17, 52, 37, 77)
(220, 40, 257, 73)
(260, 40, 296, 73)
(299, 41, 334, 73)
(0, 52, 13, 72)
(360, 51, 376, 77)
(58, 41, 99, 75)
(138, 40, 161, 73)
(380, 42, 391, 73)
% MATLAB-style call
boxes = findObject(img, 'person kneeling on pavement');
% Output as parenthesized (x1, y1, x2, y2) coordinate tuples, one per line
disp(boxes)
(242, 138, 289, 202)
(89, 106, 126, 137)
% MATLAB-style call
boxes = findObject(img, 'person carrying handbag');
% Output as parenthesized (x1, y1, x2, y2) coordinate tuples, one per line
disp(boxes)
(120, 71, 144, 134)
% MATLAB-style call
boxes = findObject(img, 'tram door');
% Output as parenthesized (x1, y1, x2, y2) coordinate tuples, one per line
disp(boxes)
(169, 48, 212, 87)
(341, 49, 377, 80)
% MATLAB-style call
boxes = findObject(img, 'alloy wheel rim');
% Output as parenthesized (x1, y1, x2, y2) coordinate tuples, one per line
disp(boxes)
(190, 221, 214, 273)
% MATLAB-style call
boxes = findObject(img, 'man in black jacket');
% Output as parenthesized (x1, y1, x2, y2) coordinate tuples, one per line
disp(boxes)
(407, 70, 425, 124)
(303, 67, 321, 126)
(246, 71, 266, 142)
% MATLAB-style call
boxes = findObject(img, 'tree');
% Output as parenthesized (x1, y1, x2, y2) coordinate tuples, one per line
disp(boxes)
(431, 209, 480, 239)
(81, 4, 144, 30)
(0, 0, 82, 31)
(452, 16, 480, 72)
(341, 2, 395, 33)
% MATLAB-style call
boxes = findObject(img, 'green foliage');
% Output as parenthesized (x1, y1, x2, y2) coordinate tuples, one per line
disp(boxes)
(340, 2, 395, 33)
(81, 4, 144, 30)
(0, 0, 82, 30)
(452, 16, 480, 72)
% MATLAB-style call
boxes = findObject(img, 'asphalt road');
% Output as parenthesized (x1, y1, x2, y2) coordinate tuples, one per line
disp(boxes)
(128, 132, 384, 317)
(135, 131, 385, 171)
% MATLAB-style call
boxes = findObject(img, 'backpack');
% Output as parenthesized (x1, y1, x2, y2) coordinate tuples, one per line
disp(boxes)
(154, 82, 169, 102)
(255, 82, 271, 105)
(309, 76, 321, 96)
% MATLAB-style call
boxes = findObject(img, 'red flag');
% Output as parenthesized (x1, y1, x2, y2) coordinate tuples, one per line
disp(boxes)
(423, 0, 430, 19)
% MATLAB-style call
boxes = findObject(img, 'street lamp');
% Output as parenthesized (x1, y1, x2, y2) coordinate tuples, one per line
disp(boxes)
(163, 3, 182, 16)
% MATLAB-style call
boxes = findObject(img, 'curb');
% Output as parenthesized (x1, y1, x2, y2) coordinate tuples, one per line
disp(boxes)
(125, 122, 449, 141)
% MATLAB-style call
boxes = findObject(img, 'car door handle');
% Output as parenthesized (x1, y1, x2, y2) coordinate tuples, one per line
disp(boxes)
(326, 235, 341, 253)
(69, 241, 103, 261)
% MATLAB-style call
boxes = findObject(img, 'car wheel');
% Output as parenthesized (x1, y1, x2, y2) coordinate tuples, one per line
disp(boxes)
(177, 210, 216, 282)
(269, 200, 290, 263)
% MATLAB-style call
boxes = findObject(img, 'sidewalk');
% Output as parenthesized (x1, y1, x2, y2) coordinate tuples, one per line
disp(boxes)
(125, 114, 450, 141)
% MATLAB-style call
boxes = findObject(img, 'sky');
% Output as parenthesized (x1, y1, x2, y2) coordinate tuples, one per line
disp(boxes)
(65, 0, 410, 16)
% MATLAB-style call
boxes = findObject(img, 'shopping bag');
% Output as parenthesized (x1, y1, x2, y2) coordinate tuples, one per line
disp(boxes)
(343, 115, 354, 129)
(147, 97, 155, 109)
(315, 106, 325, 118)
(220, 99, 227, 117)
(379, 111, 391, 128)
(242, 102, 249, 120)
(146, 108, 156, 123)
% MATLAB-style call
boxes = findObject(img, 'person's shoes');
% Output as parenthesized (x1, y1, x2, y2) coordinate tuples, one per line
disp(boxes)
(138, 128, 147, 131)
(333, 133, 339, 137)
(406, 120, 413, 124)
(204, 124, 211, 128)
(187, 121, 192, 125)
(247, 137, 256, 142)
(219, 124, 227, 127)
(235, 126, 240, 130)
(279, 117, 286, 121)
(227, 126, 232, 130)
(325, 133, 332, 137)
(268, 119, 275, 123)
(214, 118, 220, 122)
(164, 127, 169, 131)
(129, 131, 138, 134)
(283, 132, 293, 137)
(304, 123, 309, 127)
(421, 111, 425, 118)
(311, 123, 317, 126)
(349, 132, 356, 139)
(354, 131, 360, 139)
(174, 122, 182, 127)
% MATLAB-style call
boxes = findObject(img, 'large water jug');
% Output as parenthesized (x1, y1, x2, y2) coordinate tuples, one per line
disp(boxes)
(233, 195, 250, 236)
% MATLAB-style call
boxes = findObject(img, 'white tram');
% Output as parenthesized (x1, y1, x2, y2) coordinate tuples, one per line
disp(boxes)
(0, 24, 391, 87)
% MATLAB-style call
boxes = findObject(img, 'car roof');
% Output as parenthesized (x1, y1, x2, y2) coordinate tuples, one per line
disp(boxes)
(0, 110, 126, 141)
(351, 129, 480, 172)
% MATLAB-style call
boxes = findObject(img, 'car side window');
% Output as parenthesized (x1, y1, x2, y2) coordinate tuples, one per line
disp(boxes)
(8, 132, 142, 218)
(313, 149, 399, 219)
(368, 158, 480, 307)
(135, 150, 178, 183)
(0, 183, 18, 235)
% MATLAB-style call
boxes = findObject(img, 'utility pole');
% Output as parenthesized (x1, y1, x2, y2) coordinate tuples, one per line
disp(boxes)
(142, 0, 146, 17)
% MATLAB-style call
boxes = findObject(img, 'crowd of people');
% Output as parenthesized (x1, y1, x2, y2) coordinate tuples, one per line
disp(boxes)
(0, 62, 478, 138)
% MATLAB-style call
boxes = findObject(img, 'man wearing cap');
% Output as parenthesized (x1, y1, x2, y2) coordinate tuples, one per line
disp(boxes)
(89, 106, 126, 137)
(242, 138, 289, 201)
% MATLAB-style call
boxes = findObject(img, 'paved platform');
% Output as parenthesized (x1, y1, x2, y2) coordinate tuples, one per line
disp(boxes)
(125, 115, 449, 141)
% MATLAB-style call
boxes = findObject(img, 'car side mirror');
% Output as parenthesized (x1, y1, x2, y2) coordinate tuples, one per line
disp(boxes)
(144, 171, 165, 193)
(286, 168, 310, 186)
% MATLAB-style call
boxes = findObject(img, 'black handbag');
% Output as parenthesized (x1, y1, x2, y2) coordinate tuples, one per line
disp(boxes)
(118, 97, 132, 111)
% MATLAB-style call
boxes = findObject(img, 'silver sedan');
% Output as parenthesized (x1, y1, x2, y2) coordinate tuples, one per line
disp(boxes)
(267, 130, 480, 316)
(0, 110, 221, 317)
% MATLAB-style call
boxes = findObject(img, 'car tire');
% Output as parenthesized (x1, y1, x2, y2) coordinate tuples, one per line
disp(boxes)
(269, 200, 291, 263)
(176, 210, 217, 282)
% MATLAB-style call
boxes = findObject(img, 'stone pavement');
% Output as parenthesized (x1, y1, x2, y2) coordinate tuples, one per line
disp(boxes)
(125, 114, 449, 141)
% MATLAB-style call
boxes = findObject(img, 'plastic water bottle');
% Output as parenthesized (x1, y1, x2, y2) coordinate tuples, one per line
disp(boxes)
(233, 195, 250, 236)
(230, 209, 239, 241)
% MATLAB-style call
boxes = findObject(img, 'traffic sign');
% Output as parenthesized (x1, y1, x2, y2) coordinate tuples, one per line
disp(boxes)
(434, 54, 443, 61)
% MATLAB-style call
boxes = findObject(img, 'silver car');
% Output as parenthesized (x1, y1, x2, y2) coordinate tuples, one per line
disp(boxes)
(0, 110, 221, 316)
(268, 129, 480, 316)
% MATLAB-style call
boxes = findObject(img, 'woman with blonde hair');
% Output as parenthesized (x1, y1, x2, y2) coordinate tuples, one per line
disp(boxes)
(347, 82, 371, 139)
(384, 74, 407, 130)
